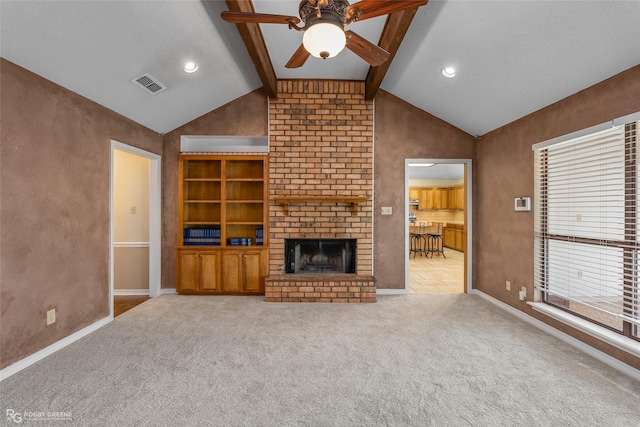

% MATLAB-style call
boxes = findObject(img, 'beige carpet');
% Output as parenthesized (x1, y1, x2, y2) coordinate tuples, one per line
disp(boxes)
(1, 294, 638, 426)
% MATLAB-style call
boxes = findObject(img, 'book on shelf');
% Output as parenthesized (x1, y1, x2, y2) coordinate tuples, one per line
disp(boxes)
(256, 227, 264, 246)
(228, 238, 252, 246)
(183, 227, 220, 246)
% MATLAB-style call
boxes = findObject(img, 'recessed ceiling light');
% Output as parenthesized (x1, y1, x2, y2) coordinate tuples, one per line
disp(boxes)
(442, 66, 456, 78)
(184, 62, 198, 73)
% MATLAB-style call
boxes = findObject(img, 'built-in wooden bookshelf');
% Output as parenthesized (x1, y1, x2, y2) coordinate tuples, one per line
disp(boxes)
(176, 154, 268, 294)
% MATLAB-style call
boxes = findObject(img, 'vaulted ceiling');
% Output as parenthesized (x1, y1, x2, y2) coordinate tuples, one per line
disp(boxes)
(2, 1, 639, 136)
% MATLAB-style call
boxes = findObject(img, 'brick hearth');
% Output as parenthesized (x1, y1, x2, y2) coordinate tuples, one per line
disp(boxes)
(267, 80, 375, 302)
(265, 274, 376, 303)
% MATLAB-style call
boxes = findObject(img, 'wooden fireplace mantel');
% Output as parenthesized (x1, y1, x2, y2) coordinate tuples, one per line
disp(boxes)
(274, 196, 368, 215)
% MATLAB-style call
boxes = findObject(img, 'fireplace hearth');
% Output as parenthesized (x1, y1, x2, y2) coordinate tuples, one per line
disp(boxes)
(285, 239, 356, 274)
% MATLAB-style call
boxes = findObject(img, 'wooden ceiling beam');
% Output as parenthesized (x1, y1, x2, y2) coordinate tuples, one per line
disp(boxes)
(365, 5, 424, 100)
(225, 0, 278, 98)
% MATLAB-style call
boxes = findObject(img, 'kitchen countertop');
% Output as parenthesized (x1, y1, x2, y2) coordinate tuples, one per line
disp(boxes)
(409, 225, 439, 234)
(411, 222, 464, 227)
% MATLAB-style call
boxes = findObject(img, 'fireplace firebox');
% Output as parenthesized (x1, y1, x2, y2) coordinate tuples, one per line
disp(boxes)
(285, 239, 356, 274)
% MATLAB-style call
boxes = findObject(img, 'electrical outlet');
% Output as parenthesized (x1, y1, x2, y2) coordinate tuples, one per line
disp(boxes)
(46, 308, 56, 325)
(381, 206, 393, 215)
(506, 280, 511, 291)
(130, 206, 137, 214)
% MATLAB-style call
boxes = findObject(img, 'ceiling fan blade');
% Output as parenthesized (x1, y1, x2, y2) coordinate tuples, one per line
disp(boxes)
(347, 0, 428, 22)
(285, 44, 311, 69)
(220, 11, 300, 26)
(345, 30, 390, 67)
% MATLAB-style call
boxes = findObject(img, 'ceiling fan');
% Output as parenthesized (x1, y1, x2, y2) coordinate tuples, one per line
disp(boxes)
(221, 0, 428, 68)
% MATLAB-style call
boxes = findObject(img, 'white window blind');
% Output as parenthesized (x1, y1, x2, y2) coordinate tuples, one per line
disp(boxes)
(534, 120, 639, 333)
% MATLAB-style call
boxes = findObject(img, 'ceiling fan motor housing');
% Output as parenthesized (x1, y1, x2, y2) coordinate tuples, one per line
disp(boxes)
(299, 0, 348, 26)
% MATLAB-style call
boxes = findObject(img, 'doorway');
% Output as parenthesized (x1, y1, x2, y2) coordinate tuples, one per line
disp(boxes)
(405, 159, 472, 294)
(110, 140, 161, 318)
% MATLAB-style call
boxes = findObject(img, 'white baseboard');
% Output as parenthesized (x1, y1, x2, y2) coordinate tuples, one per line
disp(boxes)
(377, 288, 407, 295)
(114, 289, 149, 296)
(160, 288, 177, 295)
(470, 289, 640, 382)
(0, 316, 112, 382)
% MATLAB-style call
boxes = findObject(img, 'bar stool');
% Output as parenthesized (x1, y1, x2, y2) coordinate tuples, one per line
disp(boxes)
(427, 223, 446, 259)
(410, 225, 428, 258)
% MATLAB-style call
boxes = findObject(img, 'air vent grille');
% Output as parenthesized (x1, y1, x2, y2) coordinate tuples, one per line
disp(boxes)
(131, 72, 167, 95)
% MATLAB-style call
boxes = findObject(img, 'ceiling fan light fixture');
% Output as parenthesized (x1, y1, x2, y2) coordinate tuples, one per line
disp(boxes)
(303, 21, 346, 59)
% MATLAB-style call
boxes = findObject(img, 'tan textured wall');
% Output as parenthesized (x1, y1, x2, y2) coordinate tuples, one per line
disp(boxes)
(113, 150, 150, 242)
(374, 90, 475, 288)
(114, 247, 149, 290)
(0, 59, 162, 368)
(161, 90, 269, 290)
(476, 65, 640, 368)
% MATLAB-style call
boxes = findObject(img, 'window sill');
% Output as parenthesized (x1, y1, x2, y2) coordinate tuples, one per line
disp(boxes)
(528, 302, 640, 358)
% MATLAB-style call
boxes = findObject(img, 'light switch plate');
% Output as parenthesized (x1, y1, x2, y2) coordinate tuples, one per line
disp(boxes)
(381, 207, 393, 215)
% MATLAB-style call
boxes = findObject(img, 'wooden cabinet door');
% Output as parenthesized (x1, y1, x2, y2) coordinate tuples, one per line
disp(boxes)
(455, 230, 463, 252)
(432, 189, 441, 209)
(447, 188, 456, 209)
(243, 252, 263, 293)
(200, 252, 221, 292)
(443, 228, 452, 248)
(456, 186, 464, 210)
(222, 252, 243, 292)
(420, 188, 434, 210)
(440, 189, 449, 210)
(177, 251, 199, 293)
(409, 187, 419, 200)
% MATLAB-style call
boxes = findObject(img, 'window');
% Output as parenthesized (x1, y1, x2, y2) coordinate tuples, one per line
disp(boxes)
(533, 117, 639, 340)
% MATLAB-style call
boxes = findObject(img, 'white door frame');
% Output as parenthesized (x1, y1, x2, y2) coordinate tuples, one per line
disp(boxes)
(405, 158, 472, 293)
(110, 140, 162, 318)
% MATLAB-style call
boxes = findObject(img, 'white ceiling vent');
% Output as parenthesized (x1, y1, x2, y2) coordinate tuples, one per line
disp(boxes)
(130, 72, 166, 95)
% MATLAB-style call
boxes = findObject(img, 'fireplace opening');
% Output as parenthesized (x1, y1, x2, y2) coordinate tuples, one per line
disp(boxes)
(285, 239, 356, 274)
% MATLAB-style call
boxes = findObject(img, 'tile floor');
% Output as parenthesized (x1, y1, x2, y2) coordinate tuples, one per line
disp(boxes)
(409, 248, 464, 294)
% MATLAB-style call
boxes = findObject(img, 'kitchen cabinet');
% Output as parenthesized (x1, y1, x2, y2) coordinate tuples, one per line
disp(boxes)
(443, 224, 464, 252)
(448, 188, 456, 209)
(409, 185, 464, 211)
(432, 188, 449, 210)
(409, 187, 420, 201)
(420, 188, 433, 210)
(455, 186, 464, 211)
(443, 228, 454, 250)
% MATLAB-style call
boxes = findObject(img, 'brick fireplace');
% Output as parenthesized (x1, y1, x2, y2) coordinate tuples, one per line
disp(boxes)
(265, 80, 376, 302)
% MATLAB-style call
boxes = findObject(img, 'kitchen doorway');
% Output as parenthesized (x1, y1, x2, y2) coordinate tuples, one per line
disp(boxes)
(405, 159, 472, 294)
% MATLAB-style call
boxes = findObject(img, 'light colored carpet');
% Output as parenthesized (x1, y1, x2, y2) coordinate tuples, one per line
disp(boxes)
(1, 294, 639, 426)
